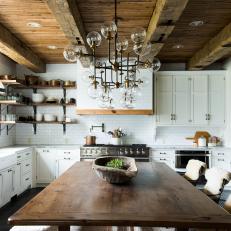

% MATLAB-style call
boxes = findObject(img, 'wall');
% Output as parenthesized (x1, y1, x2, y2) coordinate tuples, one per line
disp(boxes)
(0, 54, 16, 147)
(14, 62, 229, 146)
(15, 63, 156, 145)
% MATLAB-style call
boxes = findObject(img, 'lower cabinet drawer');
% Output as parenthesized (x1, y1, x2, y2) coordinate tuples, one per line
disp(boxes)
(22, 159, 32, 175)
(22, 172, 32, 190)
(153, 157, 174, 169)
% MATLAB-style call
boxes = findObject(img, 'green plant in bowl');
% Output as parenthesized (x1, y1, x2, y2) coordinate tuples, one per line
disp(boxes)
(106, 159, 124, 169)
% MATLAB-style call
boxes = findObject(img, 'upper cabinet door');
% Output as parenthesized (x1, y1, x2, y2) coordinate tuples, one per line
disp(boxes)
(191, 75, 209, 125)
(173, 76, 191, 125)
(208, 74, 225, 126)
(156, 75, 173, 125)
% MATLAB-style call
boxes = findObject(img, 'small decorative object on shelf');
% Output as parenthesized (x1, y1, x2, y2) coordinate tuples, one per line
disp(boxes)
(92, 156, 138, 184)
(108, 127, 126, 145)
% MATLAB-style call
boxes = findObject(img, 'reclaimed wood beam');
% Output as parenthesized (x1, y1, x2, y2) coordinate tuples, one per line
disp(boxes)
(188, 22, 231, 70)
(0, 23, 45, 73)
(142, 0, 188, 62)
(45, 0, 92, 67)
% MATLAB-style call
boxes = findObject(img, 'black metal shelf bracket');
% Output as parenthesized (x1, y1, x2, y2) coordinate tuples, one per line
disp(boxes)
(33, 105, 37, 134)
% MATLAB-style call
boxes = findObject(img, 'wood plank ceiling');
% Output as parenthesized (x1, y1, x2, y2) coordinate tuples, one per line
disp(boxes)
(0, 0, 70, 64)
(77, 0, 157, 57)
(0, 0, 230, 68)
(157, 0, 231, 62)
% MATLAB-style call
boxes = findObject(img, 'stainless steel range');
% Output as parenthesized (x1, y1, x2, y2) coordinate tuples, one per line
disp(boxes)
(80, 144, 150, 162)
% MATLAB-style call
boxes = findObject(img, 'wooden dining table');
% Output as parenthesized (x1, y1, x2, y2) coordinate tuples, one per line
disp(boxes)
(8, 162, 231, 231)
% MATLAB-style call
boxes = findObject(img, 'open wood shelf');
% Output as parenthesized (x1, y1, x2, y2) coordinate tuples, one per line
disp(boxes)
(0, 100, 26, 105)
(12, 84, 77, 89)
(0, 121, 16, 124)
(0, 100, 76, 107)
(76, 109, 154, 115)
(16, 121, 78, 124)
(0, 80, 77, 89)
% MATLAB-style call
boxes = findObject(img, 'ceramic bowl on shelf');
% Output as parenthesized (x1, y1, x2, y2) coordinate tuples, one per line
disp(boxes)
(35, 113, 43, 122)
(44, 114, 56, 122)
(32, 93, 45, 103)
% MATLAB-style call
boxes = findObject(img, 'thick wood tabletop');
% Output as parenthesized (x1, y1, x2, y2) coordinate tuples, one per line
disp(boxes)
(9, 162, 231, 228)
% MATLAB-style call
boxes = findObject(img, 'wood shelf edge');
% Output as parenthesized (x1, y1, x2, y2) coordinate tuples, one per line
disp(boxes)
(76, 109, 154, 115)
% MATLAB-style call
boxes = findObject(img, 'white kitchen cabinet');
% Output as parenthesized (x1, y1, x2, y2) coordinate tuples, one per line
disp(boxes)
(191, 75, 208, 125)
(0, 172, 3, 207)
(151, 149, 175, 169)
(208, 74, 225, 126)
(173, 75, 191, 125)
(55, 158, 77, 178)
(156, 71, 226, 127)
(36, 148, 55, 184)
(14, 163, 22, 195)
(211, 149, 231, 188)
(2, 167, 15, 204)
(156, 75, 173, 125)
(55, 148, 80, 178)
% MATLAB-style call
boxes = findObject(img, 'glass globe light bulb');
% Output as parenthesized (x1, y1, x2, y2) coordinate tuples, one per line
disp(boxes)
(88, 84, 98, 99)
(101, 21, 117, 39)
(153, 57, 161, 72)
(141, 42, 152, 57)
(132, 85, 142, 97)
(133, 43, 143, 55)
(131, 27, 146, 43)
(63, 44, 78, 63)
(116, 39, 129, 52)
(86, 31, 102, 48)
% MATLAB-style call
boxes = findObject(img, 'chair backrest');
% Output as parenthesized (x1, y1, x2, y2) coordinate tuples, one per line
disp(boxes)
(184, 159, 207, 181)
(204, 167, 231, 196)
(224, 194, 231, 213)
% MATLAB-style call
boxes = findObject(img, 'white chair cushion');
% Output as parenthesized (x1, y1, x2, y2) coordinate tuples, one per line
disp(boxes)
(204, 167, 231, 195)
(184, 159, 206, 181)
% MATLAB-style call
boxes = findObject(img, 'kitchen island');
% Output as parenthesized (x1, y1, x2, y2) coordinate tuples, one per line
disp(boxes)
(8, 162, 231, 231)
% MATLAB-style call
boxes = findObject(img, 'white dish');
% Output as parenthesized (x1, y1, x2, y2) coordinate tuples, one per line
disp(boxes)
(57, 115, 64, 122)
(35, 113, 43, 122)
(44, 114, 56, 122)
(32, 93, 45, 103)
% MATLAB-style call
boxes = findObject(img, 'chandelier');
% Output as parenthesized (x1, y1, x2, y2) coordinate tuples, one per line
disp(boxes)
(63, 0, 161, 109)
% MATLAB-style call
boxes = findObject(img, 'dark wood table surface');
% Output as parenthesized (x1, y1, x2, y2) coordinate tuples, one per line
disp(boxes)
(8, 162, 231, 231)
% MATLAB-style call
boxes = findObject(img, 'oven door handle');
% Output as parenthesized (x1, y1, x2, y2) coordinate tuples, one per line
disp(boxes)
(175, 154, 210, 156)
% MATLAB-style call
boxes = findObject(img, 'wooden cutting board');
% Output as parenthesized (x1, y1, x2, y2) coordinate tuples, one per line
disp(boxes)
(186, 131, 211, 144)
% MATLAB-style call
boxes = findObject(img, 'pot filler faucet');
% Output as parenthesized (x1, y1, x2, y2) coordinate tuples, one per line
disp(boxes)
(90, 123, 105, 133)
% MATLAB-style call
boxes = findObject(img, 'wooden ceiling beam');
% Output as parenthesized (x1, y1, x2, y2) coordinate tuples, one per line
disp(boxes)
(142, 0, 189, 62)
(45, 0, 92, 67)
(0, 23, 45, 73)
(188, 22, 231, 70)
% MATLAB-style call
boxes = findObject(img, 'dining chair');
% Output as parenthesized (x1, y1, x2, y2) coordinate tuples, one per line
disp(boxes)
(202, 167, 231, 203)
(183, 159, 207, 186)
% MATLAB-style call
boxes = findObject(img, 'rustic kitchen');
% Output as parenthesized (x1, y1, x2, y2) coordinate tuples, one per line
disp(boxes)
(0, 0, 231, 231)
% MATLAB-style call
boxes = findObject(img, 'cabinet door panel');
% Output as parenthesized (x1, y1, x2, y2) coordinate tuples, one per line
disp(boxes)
(56, 159, 77, 178)
(173, 76, 190, 125)
(2, 169, 14, 203)
(192, 75, 208, 125)
(36, 151, 55, 184)
(156, 75, 173, 124)
(209, 75, 225, 126)
(14, 164, 22, 195)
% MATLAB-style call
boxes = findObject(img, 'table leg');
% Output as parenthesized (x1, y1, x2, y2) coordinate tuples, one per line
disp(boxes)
(58, 225, 70, 231)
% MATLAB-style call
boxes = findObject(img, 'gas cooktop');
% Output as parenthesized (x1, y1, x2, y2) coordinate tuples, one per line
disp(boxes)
(81, 144, 150, 161)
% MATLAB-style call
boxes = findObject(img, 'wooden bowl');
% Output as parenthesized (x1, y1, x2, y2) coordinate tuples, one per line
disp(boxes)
(92, 156, 138, 184)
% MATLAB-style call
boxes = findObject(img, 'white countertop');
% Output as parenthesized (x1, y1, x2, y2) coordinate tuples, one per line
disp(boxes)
(149, 145, 231, 150)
